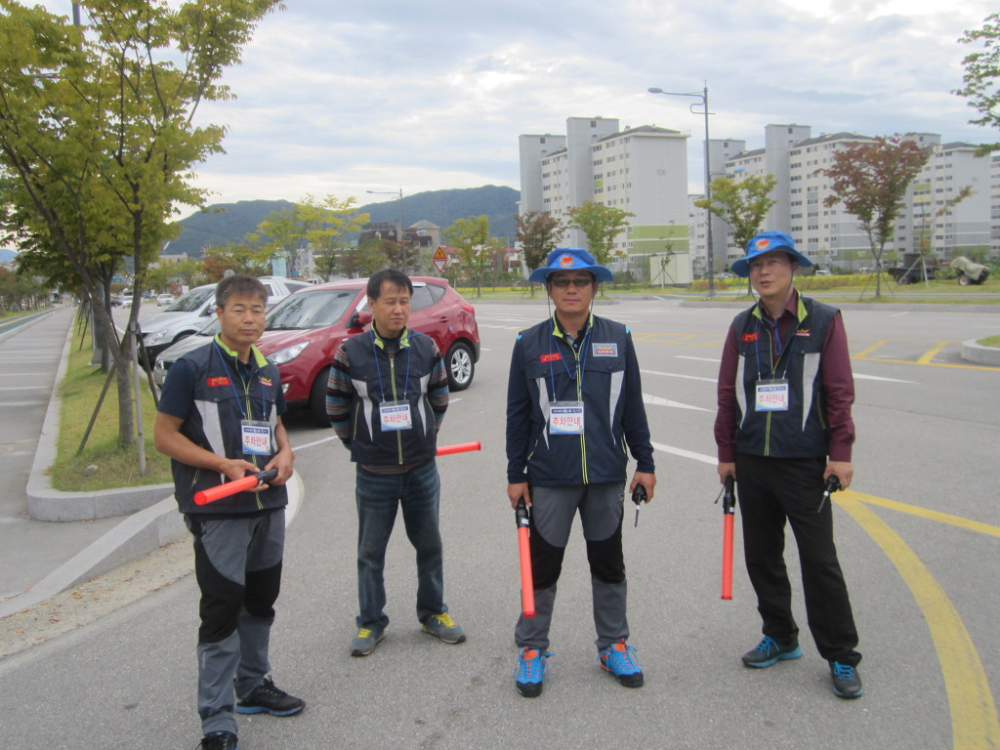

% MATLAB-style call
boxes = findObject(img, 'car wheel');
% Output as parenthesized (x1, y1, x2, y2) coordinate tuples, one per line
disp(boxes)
(309, 366, 332, 426)
(446, 342, 474, 391)
(959, 275, 971, 286)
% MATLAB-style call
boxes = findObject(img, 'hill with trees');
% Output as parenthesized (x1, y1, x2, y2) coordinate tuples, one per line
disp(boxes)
(168, 185, 520, 257)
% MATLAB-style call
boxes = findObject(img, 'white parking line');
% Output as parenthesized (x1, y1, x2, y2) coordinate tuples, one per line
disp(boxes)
(651, 441, 715, 465)
(643, 393, 713, 412)
(0, 386, 49, 391)
(641, 368, 716, 384)
(854, 373, 916, 383)
(677, 356, 720, 363)
(0, 401, 47, 407)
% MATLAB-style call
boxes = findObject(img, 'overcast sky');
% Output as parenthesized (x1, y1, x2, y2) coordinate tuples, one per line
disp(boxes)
(40, 1, 1000, 216)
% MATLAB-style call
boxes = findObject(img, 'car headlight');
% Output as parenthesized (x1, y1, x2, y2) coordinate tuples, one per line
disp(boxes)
(268, 341, 309, 365)
(146, 330, 166, 344)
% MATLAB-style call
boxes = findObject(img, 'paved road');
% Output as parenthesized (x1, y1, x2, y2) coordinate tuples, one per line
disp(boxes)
(1, 299, 998, 749)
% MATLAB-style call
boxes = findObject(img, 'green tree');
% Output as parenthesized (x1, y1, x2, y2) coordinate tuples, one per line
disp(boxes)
(442, 215, 501, 297)
(515, 210, 563, 295)
(955, 14, 1000, 154)
(565, 202, 634, 266)
(0, 0, 282, 448)
(913, 186, 974, 284)
(695, 174, 777, 262)
(818, 135, 930, 297)
(298, 195, 369, 279)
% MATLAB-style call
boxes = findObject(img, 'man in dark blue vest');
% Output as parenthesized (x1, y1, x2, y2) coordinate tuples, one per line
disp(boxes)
(506, 248, 656, 698)
(714, 231, 863, 699)
(155, 275, 302, 750)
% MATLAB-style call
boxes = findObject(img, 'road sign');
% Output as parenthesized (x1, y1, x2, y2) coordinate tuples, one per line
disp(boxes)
(432, 247, 447, 273)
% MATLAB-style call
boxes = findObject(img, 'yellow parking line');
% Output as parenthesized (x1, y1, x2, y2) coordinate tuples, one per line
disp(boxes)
(852, 495, 1000, 538)
(918, 341, 950, 365)
(837, 492, 1000, 749)
(853, 339, 888, 358)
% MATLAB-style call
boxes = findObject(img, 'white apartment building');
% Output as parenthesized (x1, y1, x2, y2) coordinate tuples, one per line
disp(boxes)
(702, 126, 994, 272)
(519, 116, 692, 283)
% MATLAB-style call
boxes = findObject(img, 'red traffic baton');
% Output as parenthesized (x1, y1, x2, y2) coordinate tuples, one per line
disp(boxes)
(435, 441, 481, 456)
(515, 499, 535, 618)
(721, 475, 736, 600)
(194, 468, 278, 506)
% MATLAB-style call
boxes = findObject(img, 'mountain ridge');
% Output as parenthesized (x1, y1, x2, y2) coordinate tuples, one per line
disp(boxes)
(168, 185, 520, 257)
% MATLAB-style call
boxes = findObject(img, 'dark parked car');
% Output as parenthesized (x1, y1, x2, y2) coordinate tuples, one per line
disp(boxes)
(154, 277, 480, 424)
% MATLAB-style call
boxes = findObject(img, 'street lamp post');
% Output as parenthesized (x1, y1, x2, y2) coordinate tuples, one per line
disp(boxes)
(366, 188, 405, 271)
(648, 84, 715, 297)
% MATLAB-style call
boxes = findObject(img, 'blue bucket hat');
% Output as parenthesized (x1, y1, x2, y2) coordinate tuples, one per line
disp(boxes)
(730, 231, 813, 278)
(528, 248, 614, 284)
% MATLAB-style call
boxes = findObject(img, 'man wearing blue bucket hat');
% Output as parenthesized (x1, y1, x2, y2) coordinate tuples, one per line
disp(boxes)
(714, 231, 863, 699)
(505, 248, 656, 697)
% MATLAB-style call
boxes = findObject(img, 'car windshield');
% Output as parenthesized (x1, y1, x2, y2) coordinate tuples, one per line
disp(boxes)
(265, 289, 358, 330)
(195, 318, 222, 336)
(165, 287, 213, 313)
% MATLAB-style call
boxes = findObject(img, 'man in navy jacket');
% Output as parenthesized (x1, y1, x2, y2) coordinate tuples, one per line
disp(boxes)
(506, 248, 656, 697)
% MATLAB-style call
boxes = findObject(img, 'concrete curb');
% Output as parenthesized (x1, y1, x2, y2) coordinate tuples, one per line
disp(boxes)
(26, 312, 173, 522)
(961, 338, 1000, 366)
(0, 471, 303, 619)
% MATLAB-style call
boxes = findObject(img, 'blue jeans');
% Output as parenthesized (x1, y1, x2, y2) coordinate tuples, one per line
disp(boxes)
(355, 460, 446, 630)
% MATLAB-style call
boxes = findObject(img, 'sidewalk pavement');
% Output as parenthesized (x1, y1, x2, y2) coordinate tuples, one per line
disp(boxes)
(0, 305, 303, 621)
(0, 307, 184, 619)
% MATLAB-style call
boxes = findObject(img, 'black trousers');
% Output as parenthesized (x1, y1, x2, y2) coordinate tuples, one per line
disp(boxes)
(736, 453, 861, 666)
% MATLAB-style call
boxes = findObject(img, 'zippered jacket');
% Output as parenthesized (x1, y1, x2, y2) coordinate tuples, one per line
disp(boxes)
(328, 327, 448, 467)
(730, 296, 837, 458)
(168, 336, 287, 515)
(506, 313, 655, 487)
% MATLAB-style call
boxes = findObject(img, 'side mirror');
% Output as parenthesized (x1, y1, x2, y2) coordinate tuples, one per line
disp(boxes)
(348, 309, 373, 331)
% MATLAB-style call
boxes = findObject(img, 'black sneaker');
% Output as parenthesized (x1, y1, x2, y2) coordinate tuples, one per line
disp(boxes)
(830, 661, 864, 699)
(200, 731, 239, 750)
(236, 676, 305, 716)
(741, 636, 802, 668)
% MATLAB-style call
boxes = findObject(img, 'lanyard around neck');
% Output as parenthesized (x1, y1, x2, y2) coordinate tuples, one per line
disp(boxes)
(370, 328, 412, 401)
(214, 341, 265, 421)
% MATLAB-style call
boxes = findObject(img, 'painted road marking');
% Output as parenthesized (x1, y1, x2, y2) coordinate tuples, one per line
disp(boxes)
(853, 373, 916, 383)
(641, 368, 716, 384)
(643, 394, 713, 413)
(837, 492, 1000, 750)
(917, 341, 950, 365)
(651, 439, 1000, 747)
(854, 339, 888, 358)
(853, 357, 999, 372)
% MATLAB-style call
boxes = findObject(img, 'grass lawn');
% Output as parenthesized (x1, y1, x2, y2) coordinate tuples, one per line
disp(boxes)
(978, 336, 1000, 348)
(51, 338, 171, 491)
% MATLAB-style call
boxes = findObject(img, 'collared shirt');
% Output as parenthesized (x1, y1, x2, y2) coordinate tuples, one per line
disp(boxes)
(714, 290, 855, 463)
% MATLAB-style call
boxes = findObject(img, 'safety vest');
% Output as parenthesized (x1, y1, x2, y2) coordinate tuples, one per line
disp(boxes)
(731, 296, 837, 459)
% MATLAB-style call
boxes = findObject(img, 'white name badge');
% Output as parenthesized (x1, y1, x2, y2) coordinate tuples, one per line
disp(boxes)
(549, 401, 585, 435)
(241, 420, 272, 455)
(755, 379, 790, 412)
(380, 401, 412, 431)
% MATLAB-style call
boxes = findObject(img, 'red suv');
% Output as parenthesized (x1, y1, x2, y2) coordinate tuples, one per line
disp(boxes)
(256, 277, 479, 424)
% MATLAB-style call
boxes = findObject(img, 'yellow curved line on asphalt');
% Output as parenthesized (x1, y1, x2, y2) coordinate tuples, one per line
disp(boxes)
(836, 491, 1000, 750)
(850, 495, 1000, 539)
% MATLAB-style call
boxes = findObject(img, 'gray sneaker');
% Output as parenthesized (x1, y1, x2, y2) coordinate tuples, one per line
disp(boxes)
(350, 627, 386, 657)
(421, 613, 466, 644)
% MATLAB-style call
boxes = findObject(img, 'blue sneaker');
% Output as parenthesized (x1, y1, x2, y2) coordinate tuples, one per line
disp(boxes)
(830, 661, 864, 699)
(741, 636, 802, 668)
(515, 647, 550, 697)
(599, 638, 644, 687)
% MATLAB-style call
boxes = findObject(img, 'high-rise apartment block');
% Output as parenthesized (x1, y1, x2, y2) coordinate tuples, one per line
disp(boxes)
(710, 126, 994, 271)
(519, 117, 693, 283)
